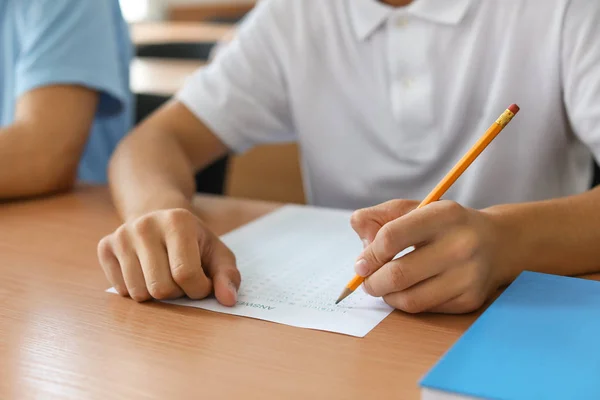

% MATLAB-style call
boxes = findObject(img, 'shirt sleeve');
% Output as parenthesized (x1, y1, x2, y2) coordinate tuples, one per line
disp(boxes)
(15, 0, 130, 117)
(561, 0, 600, 163)
(176, 0, 295, 153)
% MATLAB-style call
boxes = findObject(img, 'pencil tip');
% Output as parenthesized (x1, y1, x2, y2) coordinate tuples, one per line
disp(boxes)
(335, 288, 353, 305)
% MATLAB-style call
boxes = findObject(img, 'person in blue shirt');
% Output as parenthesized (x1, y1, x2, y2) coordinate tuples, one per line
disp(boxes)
(0, 0, 132, 199)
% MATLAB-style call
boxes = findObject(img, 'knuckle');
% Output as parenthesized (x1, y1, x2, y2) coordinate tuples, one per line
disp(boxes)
(457, 292, 486, 313)
(441, 201, 467, 223)
(441, 200, 462, 213)
(378, 225, 396, 259)
(387, 199, 406, 207)
(387, 199, 411, 213)
(349, 210, 365, 230)
(131, 217, 154, 238)
(362, 278, 376, 296)
(111, 227, 131, 254)
(97, 236, 112, 260)
(389, 263, 407, 289)
(397, 294, 423, 314)
(163, 209, 198, 239)
(164, 208, 194, 228)
(171, 264, 197, 285)
(402, 296, 423, 314)
(130, 288, 151, 302)
(147, 282, 175, 300)
(450, 231, 480, 262)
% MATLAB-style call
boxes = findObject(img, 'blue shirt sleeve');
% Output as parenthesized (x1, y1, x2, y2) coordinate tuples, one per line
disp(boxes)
(15, 0, 130, 117)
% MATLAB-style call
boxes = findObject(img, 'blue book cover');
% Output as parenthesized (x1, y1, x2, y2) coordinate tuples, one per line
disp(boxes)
(420, 271, 600, 400)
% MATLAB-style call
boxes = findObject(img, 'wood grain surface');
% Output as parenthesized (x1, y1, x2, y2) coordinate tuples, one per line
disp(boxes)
(2, 186, 579, 399)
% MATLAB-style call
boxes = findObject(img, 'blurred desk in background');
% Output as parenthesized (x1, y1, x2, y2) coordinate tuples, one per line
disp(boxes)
(130, 57, 205, 97)
(167, 1, 255, 22)
(131, 21, 234, 46)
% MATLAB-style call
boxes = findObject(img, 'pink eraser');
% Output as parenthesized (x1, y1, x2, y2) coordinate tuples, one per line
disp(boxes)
(508, 104, 520, 114)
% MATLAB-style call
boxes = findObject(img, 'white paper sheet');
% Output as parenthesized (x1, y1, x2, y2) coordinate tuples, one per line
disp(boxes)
(107, 205, 394, 337)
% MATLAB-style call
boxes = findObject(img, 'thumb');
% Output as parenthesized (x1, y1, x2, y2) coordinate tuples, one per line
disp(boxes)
(199, 229, 241, 307)
(350, 199, 419, 246)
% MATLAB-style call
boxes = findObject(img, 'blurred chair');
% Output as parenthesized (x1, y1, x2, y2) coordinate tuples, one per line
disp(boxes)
(207, 15, 246, 24)
(136, 42, 216, 60)
(593, 161, 600, 188)
(134, 41, 229, 195)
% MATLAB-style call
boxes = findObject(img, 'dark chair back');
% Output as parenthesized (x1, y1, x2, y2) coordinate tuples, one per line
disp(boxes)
(136, 42, 216, 61)
(207, 15, 246, 24)
(593, 161, 600, 188)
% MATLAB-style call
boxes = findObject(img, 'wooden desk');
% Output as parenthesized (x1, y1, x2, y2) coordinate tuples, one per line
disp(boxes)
(168, 2, 255, 22)
(131, 22, 234, 46)
(130, 57, 205, 97)
(0, 186, 477, 399)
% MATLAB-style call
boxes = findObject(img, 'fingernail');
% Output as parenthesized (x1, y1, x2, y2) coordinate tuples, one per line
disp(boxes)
(355, 259, 369, 277)
(228, 281, 238, 302)
(362, 239, 370, 249)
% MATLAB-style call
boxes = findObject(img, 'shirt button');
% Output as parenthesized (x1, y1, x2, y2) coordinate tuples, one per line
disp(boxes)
(396, 17, 409, 27)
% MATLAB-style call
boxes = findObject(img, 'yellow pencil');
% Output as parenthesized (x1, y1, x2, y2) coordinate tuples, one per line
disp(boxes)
(335, 104, 521, 305)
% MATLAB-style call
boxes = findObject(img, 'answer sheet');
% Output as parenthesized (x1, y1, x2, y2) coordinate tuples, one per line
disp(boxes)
(108, 205, 394, 337)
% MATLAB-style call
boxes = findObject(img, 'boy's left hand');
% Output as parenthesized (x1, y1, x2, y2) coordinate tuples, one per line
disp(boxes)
(350, 199, 509, 314)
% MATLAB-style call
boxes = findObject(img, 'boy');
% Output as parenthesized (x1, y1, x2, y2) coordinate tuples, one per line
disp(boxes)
(98, 0, 600, 314)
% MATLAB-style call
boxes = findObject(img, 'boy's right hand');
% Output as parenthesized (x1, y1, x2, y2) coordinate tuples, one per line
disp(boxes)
(98, 208, 240, 306)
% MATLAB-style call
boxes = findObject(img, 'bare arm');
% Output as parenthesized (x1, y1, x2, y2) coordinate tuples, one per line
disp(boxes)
(0, 85, 98, 199)
(487, 186, 600, 283)
(109, 100, 229, 221)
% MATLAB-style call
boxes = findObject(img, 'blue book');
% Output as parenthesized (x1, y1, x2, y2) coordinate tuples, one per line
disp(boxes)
(420, 271, 600, 400)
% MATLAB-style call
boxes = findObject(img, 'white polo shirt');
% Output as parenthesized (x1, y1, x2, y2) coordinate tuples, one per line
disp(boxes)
(178, 0, 600, 210)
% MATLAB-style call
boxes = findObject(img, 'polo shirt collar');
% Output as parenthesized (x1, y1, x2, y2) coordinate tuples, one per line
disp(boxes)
(349, 0, 472, 41)
(349, 0, 394, 41)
